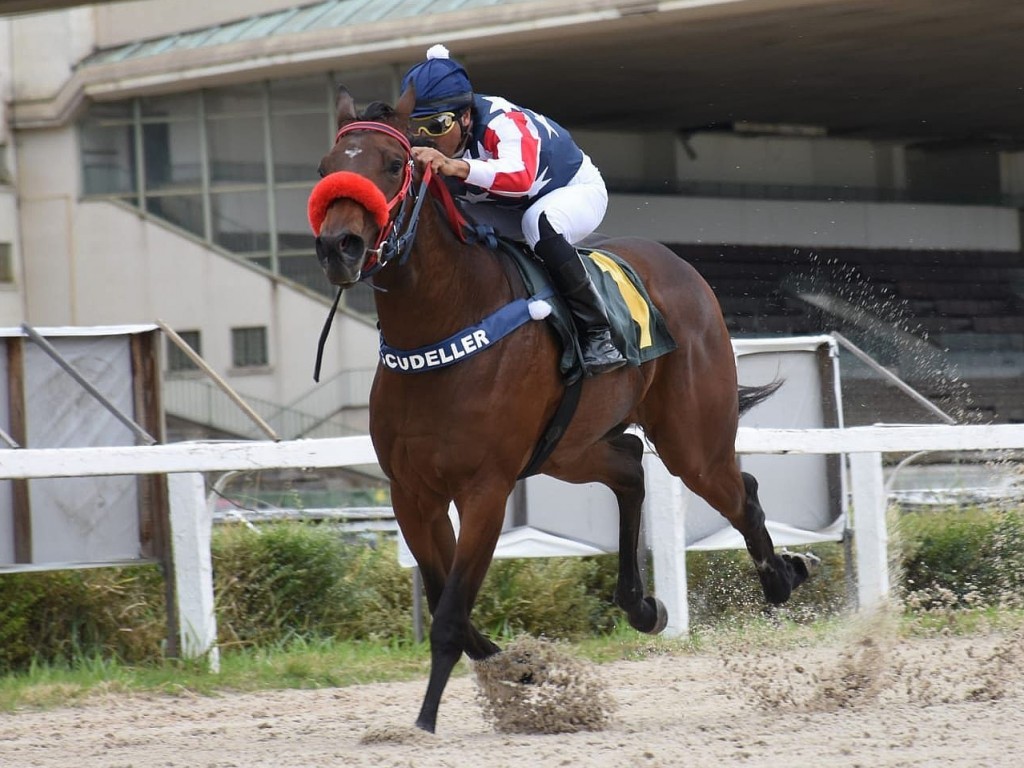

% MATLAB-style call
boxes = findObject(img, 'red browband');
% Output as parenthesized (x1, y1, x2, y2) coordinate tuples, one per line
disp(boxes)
(335, 121, 411, 152)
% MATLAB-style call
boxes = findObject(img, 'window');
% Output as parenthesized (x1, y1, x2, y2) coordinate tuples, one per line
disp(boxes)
(146, 195, 204, 238)
(231, 326, 268, 368)
(0, 242, 13, 284)
(141, 92, 201, 191)
(270, 76, 330, 184)
(211, 189, 271, 253)
(79, 103, 136, 197)
(166, 329, 201, 372)
(77, 68, 394, 318)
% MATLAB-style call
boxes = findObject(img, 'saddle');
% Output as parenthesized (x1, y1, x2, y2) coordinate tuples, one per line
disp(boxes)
(497, 238, 678, 385)
(427, 175, 676, 384)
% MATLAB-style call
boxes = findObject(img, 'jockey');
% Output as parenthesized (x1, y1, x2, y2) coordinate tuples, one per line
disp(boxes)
(401, 45, 626, 376)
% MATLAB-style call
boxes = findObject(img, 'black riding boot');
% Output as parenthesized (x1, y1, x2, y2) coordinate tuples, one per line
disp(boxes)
(533, 219, 626, 376)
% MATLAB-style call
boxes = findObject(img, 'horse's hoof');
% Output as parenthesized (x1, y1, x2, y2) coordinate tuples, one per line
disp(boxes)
(642, 596, 669, 635)
(782, 549, 821, 585)
(414, 717, 436, 734)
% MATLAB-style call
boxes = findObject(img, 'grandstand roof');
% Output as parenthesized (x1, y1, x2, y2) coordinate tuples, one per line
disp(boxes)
(14, 0, 1024, 145)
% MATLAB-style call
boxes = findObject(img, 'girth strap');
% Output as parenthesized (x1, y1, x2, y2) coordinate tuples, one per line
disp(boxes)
(517, 375, 584, 480)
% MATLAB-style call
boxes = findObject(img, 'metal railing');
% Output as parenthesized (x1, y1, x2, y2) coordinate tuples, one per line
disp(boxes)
(273, 367, 377, 437)
(162, 376, 368, 440)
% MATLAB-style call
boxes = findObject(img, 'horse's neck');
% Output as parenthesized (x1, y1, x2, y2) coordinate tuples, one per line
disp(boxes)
(371, 196, 516, 348)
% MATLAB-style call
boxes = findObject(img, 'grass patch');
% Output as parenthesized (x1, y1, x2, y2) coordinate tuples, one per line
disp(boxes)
(0, 638, 434, 713)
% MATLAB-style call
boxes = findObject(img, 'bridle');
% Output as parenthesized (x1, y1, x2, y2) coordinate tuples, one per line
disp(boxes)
(309, 120, 433, 280)
(308, 120, 434, 381)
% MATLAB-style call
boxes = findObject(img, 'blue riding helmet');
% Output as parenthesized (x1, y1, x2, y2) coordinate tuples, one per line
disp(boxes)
(401, 46, 474, 117)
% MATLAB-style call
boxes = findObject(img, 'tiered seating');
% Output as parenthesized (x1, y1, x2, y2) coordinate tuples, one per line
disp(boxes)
(669, 244, 1024, 424)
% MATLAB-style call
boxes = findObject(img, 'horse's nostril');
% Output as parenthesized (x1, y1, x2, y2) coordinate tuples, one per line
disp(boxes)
(316, 232, 366, 264)
(339, 233, 366, 261)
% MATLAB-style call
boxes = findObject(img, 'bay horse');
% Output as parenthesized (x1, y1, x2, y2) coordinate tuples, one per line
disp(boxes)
(311, 86, 815, 733)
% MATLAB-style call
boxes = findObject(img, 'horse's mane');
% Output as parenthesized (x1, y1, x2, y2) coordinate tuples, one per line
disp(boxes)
(360, 100, 396, 122)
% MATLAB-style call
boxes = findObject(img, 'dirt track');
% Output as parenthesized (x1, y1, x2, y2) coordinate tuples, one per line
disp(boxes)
(2, 620, 1022, 767)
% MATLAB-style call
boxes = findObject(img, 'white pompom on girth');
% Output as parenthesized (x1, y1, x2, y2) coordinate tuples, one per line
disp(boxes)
(528, 300, 552, 320)
(426, 44, 450, 60)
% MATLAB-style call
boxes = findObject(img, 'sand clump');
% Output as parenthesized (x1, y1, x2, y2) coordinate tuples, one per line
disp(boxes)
(358, 722, 434, 745)
(471, 636, 616, 734)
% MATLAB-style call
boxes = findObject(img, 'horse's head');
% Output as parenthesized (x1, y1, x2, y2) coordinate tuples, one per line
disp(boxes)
(309, 86, 416, 286)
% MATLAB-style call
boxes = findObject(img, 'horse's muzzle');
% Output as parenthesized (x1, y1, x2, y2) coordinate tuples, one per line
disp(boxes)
(315, 231, 367, 286)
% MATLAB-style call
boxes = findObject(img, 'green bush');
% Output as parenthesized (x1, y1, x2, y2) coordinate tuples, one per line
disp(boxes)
(211, 527, 623, 646)
(898, 507, 1024, 610)
(212, 524, 413, 647)
(1, 510, 1021, 674)
(472, 543, 849, 638)
(684, 542, 850, 625)
(0, 565, 166, 673)
(473, 555, 620, 640)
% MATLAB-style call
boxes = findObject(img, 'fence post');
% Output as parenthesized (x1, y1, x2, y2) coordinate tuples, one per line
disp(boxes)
(643, 453, 690, 637)
(849, 452, 889, 611)
(167, 472, 220, 671)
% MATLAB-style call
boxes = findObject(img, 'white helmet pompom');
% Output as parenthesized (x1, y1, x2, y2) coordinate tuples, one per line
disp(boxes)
(426, 44, 450, 60)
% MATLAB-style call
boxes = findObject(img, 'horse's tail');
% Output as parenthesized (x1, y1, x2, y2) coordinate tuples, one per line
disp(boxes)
(737, 380, 783, 416)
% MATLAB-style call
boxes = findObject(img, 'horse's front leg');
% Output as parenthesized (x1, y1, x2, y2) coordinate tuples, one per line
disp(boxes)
(392, 484, 498, 663)
(415, 480, 509, 734)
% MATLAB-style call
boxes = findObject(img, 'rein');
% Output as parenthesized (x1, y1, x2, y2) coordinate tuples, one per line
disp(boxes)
(310, 120, 433, 382)
(309, 119, 514, 381)
(308, 119, 582, 477)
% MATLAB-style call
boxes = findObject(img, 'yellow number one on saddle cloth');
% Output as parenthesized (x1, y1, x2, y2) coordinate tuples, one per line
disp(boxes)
(586, 251, 654, 349)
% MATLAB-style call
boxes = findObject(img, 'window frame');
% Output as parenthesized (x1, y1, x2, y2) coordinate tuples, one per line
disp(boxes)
(166, 329, 202, 375)
(77, 67, 396, 320)
(230, 325, 270, 370)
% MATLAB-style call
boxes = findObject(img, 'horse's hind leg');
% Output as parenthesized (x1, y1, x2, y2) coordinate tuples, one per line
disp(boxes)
(549, 431, 666, 634)
(666, 449, 812, 604)
(736, 470, 814, 602)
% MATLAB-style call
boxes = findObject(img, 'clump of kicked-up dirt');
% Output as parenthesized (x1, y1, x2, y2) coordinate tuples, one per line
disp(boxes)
(472, 636, 616, 734)
(725, 610, 1024, 713)
(358, 723, 435, 745)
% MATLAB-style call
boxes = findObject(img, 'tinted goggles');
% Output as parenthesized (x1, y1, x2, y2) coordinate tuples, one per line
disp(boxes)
(411, 111, 459, 138)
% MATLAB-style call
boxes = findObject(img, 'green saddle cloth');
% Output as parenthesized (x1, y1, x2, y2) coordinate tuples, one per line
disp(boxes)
(501, 241, 677, 384)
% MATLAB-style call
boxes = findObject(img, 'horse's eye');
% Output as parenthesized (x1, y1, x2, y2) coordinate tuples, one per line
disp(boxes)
(388, 159, 404, 176)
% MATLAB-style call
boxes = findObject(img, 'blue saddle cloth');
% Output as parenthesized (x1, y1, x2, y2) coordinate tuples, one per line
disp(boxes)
(499, 239, 678, 384)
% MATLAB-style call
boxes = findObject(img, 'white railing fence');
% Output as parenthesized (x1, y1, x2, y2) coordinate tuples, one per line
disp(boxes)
(2, 424, 1023, 668)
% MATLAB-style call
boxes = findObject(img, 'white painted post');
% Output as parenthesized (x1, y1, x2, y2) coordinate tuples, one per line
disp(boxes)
(849, 452, 889, 612)
(643, 453, 690, 637)
(167, 472, 220, 672)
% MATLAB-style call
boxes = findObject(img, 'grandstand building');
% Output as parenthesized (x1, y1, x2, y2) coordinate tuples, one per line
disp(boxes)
(1, 0, 1022, 438)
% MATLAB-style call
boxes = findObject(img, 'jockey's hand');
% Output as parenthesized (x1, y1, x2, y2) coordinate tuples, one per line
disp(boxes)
(411, 147, 470, 180)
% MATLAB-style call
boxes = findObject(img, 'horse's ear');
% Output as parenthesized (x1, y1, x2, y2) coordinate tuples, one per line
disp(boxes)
(395, 84, 415, 125)
(335, 85, 357, 129)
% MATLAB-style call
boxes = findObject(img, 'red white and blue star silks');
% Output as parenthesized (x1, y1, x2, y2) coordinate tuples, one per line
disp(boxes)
(458, 94, 584, 209)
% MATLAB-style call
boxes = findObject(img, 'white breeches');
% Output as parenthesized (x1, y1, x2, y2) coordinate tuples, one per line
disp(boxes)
(463, 154, 608, 246)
